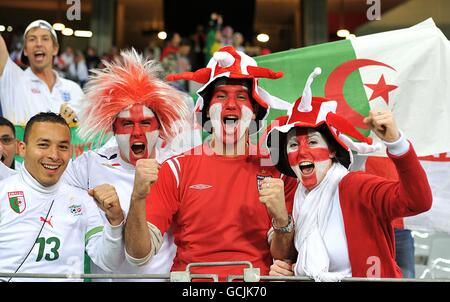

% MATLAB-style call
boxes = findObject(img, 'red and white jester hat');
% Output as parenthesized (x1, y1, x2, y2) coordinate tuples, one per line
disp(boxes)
(77, 48, 190, 145)
(166, 45, 292, 127)
(267, 67, 381, 175)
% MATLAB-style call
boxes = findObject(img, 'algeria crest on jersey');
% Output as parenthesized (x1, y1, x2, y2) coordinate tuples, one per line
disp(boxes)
(8, 191, 26, 214)
(69, 204, 83, 216)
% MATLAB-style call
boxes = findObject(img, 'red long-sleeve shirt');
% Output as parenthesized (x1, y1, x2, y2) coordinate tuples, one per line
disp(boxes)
(339, 145, 432, 277)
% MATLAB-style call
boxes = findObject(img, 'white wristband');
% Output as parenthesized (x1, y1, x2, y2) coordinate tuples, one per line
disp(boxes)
(383, 130, 410, 156)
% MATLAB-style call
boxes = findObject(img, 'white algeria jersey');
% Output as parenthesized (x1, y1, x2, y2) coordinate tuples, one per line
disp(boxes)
(0, 166, 124, 282)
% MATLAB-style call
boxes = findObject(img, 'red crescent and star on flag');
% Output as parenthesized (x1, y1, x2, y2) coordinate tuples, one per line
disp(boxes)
(324, 59, 398, 129)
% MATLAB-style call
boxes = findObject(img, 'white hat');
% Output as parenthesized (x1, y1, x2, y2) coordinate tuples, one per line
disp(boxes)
(21, 20, 58, 64)
(23, 20, 58, 41)
(166, 46, 292, 129)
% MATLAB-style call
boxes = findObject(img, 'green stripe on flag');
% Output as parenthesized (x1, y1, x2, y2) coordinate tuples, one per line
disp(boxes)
(255, 39, 370, 136)
(14, 125, 110, 162)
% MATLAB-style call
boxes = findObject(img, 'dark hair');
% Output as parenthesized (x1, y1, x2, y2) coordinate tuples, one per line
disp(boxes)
(23, 112, 70, 143)
(179, 38, 191, 47)
(0, 116, 16, 137)
(268, 123, 351, 178)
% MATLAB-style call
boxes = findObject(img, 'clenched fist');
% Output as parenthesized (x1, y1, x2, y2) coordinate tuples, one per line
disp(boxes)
(88, 184, 124, 226)
(259, 178, 289, 226)
(132, 159, 160, 200)
(269, 260, 295, 277)
(363, 110, 400, 143)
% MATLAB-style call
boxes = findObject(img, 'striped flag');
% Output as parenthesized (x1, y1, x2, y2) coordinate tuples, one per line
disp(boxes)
(255, 18, 450, 157)
(407, 153, 450, 232)
(255, 18, 450, 233)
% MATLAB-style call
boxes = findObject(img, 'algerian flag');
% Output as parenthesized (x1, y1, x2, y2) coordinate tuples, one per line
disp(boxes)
(255, 18, 450, 157)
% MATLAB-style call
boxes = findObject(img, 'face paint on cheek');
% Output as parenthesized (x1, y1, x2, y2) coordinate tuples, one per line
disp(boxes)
(287, 147, 331, 166)
(209, 102, 253, 145)
(209, 103, 223, 142)
(114, 105, 159, 165)
(300, 169, 318, 190)
(287, 131, 333, 190)
(115, 133, 131, 163)
(144, 130, 159, 157)
(238, 105, 253, 138)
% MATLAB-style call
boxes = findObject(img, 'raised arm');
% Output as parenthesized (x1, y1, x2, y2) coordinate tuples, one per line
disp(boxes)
(124, 159, 159, 262)
(351, 110, 433, 218)
(259, 177, 296, 260)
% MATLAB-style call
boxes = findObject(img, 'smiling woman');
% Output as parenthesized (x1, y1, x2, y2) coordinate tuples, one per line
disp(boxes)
(267, 68, 432, 281)
(286, 128, 335, 191)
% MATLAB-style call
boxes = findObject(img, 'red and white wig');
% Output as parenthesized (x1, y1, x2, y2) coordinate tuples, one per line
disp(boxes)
(77, 49, 190, 146)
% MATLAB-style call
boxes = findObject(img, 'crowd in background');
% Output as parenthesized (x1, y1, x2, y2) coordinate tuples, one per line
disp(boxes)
(4, 13, 270, 94)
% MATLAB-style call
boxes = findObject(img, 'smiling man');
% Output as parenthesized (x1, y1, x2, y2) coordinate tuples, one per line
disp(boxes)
(0, 20, 83, 126)
(124, 46, 297, 280)
(0, 112, 124, 282)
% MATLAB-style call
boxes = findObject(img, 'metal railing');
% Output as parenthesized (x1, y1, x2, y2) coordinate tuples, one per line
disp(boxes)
(2, 260, 450, 282)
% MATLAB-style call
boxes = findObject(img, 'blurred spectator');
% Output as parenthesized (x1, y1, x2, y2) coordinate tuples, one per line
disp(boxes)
(101, 46, 122, 66)
(221, 25, 234, 46)
(144, 40, 161, 61)
(162, 38, 191, 92)
(85, 46, 101, 70)
(9, 42, 27, 69)
(191, 24, 206, 70)
(204, 12, 223, 62)
(260, 47, 272, 55)
(110, 46, 122, 63)
(160, 32, 181, 61)
(232, 32, 245, 53)
(245, 45, 261, 57)
(57, 46, 74, 77)
(0, 20, 84, 126)
(68, 50, 89, 88)
(210, 30, 223, 57)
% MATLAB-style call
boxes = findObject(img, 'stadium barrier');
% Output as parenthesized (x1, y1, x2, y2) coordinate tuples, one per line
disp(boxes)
(2, 260, 450, 282)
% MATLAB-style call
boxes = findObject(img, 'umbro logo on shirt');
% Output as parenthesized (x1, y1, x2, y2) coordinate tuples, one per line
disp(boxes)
(31, 88, 41, 94)
(189, 184, 212, 190)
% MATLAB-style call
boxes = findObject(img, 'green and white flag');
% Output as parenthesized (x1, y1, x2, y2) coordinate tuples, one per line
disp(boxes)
(255, 18, 450, 157)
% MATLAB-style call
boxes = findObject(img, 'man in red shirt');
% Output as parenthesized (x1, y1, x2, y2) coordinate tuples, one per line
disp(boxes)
(124, 46, 296, 280)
